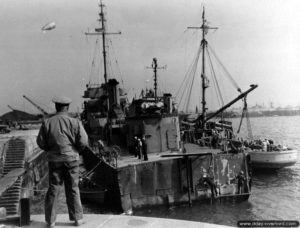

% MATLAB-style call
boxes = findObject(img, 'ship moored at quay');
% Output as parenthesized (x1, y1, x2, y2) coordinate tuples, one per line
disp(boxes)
(78, 2, 253, 214)
(0, 1, 299, 227)
(4, 0, 296, 223)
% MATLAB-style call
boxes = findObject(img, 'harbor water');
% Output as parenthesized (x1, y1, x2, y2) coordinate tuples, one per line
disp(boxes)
(31, 116, 300, 226)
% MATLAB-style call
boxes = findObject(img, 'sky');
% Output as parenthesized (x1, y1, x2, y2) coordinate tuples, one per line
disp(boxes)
(0, 0, 299, 115)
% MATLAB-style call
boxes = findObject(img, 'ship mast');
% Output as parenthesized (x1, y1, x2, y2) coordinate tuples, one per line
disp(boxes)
(201, 9, 207, 126)
(100, 2, 108, 84)
(188, 7, 217, 127)
(85, 1, 121, 86)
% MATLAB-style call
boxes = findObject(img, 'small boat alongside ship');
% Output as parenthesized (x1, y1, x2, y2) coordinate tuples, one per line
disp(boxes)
(234, 89, 298, 170)
(246, 142, 298, 169)
(248, 149, 298, 169)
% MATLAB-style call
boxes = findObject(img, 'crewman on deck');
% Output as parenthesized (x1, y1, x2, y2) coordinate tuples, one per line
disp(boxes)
(97, 139, 105, 158)
(141, 135, 148, 161)
(262, 139, 268, 152)
(37, 96, 88, 228)
(137, 137, 143, 159)
(133, 136, 139, 157)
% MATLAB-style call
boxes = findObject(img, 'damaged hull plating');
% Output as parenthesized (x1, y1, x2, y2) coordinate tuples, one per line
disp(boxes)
(81, 144, 250, 212)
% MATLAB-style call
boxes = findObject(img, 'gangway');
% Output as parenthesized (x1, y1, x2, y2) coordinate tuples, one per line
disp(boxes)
(0, 138, 26, 216)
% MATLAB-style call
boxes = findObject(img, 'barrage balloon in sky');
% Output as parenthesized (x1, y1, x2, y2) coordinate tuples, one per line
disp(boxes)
(41, 22, 56, 32)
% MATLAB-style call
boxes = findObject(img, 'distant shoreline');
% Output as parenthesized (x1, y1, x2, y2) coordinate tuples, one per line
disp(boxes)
(179, 109, 300, 119)
(227, 109, 300, 118)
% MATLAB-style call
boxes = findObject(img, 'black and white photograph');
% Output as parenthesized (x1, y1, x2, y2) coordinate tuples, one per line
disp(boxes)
(0, 0, 299, 227)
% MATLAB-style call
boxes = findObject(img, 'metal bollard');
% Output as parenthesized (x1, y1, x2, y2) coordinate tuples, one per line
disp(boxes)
(20, 198, 30, 226)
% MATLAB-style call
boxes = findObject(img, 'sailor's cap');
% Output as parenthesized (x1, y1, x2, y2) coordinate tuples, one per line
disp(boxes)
(52, 96, 72, 105)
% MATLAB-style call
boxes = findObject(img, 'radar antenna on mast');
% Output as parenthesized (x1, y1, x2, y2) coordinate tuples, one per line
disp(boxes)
(146, 58, 166, 102)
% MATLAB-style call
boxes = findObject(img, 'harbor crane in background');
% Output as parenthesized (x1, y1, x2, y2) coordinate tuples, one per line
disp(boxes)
(7, 105, 16, 111)
(22, 95, 49, 116)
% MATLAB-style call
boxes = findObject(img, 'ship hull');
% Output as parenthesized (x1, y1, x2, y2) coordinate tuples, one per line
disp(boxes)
(80, 188, 107, 204)
(81, 144, 251, 212)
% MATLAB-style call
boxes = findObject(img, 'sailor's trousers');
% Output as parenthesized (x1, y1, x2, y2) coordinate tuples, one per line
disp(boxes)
(45, 160, 83, 224)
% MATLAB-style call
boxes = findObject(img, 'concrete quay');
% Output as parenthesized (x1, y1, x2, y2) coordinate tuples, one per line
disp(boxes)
(12, 214, 233, 228)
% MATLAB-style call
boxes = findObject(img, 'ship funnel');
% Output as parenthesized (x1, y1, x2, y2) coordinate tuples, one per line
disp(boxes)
(163, 93, 172, 114)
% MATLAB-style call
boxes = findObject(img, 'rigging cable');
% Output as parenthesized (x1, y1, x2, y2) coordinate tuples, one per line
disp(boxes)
(179, 64, 193, 112)
(88, 38, 103, 85)
(177, 62, 195, 110)
(107, 38, 122, 84)
(176, 51, 197, 99)
(237, 107, 245, 134)
(178, 77, 191, 112)
(176, 31, 202, 98)
(185, 42, 202, 112)
(180, 47, 199, 112)
(237, 97, 253, 140)
(206, 49, 225, 123)
(89, 38, 98, 84)
(184, 65, 197, 112)
(207, 44, 241, 93)
(206, 46, 224, 108)
(84, 30, 90, 84)
(176, 43, 203, 111)
(108, 38, 126, 89)
(246, 106, 253, 139)
(207, 56, 222, 111)
(105, 40, 113, 80)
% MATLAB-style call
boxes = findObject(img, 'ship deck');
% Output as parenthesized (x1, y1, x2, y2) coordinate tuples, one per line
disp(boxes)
(116, 143, 222, 168)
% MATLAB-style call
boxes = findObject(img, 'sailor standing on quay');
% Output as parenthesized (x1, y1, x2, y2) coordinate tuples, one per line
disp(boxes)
(37, 96, 88, 228)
